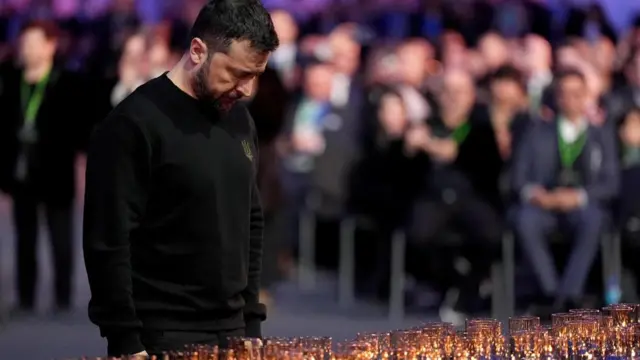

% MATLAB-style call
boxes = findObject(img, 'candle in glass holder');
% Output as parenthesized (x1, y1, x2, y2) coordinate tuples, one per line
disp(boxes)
(569, 308, 601, 317)
(509, 329, 542, 359)
(603, 304, 634, 328)
(419, 323, 448, 359)
(509, 316, 541, 333)
(620, 303, 640, 324)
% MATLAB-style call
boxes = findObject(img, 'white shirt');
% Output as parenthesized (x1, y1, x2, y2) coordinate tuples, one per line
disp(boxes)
(558, 116, 587, 143)
(330, 73, 351, 107)
(398, 85, 431, 124)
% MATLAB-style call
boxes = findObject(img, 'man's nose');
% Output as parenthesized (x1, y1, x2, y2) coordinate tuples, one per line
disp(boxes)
(236, 79, 253, 97)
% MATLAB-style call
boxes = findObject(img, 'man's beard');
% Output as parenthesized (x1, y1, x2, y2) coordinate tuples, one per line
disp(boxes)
(192, 58, 223, 110)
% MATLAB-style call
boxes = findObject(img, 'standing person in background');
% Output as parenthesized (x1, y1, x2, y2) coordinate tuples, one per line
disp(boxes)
(269, 9, 300, 91)
(88, 0, 140, 77)
(110, 33, 149, 107)
(0, 20, 88, 316)
(395, 38, 435, 125)
(82, 0, 279, 357)
(311, 24, 363, 217)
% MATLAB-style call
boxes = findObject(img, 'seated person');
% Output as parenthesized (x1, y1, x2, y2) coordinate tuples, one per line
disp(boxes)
(405, 69, 504, 320)
(481, 65, 532, 163)
(618, 108, 640, 291)
(511, 69, 619, 311)
(619, 107, 640, 236)
(349, 88, 421, 232)
(348, 88, 423, 298)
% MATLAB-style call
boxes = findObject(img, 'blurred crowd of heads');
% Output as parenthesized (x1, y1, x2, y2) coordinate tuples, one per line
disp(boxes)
(8, 4, 640, 118)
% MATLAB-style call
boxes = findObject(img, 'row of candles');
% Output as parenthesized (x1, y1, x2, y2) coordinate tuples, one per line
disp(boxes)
(73, 304, 640, 360)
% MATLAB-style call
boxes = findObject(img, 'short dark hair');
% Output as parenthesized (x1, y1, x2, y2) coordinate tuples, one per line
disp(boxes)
(20, 20, 60, 40)
(490, 65, 525, 91)
(189, 0, 279, 54)
(554, 67, 586, 85)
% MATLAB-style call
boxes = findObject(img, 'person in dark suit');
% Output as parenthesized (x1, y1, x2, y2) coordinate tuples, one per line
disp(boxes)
(606, 48, 640, 125)
(618, 107, 640, 294)
(619, 107, 640, 238)
(269, 9, 301, 92)
(0, 20, 88, 313)
(511, 69, 620, 311)
(312, 26, 364, 218)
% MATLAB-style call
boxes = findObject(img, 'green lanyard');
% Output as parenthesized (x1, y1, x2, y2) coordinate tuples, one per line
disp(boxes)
(450, 121, 471, 144)
(557, 122, 587, 168)
(20, 70, 51, 127)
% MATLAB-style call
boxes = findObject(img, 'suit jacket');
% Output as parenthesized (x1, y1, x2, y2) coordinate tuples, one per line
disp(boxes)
(0, 67, 90, 204)
(606, 85, 640, 125)
(511, 119, 619, 206)
(282, 77, 365, 217)
(312, 76, 364, 216)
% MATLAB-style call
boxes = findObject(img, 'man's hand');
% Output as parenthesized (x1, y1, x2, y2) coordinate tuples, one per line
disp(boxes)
(115, 350, 148, 359)
(553, 188, 584, 212)
(292, 130, 325, 154)
(404, 125, 431, 155)
(425, 138, 458, 163)
(530, 186, 557, 210)
(132, 350, 148, 358)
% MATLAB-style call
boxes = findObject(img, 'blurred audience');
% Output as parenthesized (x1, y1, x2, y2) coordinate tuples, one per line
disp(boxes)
(3, 0, 640, 318)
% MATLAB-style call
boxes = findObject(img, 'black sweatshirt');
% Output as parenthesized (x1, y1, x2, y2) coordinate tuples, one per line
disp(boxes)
(83, 74, 265, 356)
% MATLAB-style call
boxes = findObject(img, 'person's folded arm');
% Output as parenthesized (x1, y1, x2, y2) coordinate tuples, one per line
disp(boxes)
(83, 113, 151, 356)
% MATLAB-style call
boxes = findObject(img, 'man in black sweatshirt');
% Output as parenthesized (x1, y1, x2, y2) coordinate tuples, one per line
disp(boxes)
(82, 0, 279, 357)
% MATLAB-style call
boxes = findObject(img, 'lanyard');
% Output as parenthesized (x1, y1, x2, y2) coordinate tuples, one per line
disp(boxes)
(557, 123, 587, 168)
(20, 70, 51, 127)
(451, 121, 471, 145)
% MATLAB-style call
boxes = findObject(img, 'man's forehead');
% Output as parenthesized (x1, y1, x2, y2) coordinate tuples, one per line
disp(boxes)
(227, 39, 270, 69)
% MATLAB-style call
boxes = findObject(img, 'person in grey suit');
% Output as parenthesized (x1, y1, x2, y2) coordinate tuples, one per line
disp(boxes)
(511, 69, 620, 310)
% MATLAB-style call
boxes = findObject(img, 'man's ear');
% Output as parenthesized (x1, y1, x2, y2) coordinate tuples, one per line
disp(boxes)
(189, 38, 208, 65)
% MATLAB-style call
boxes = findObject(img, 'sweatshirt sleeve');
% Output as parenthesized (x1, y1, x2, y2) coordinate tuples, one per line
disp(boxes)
(82, 113, 151, 356)
(243, 120, 266, 338)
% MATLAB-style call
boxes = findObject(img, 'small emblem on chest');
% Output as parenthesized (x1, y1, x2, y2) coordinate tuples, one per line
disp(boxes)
(241, 139, 254, 162)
